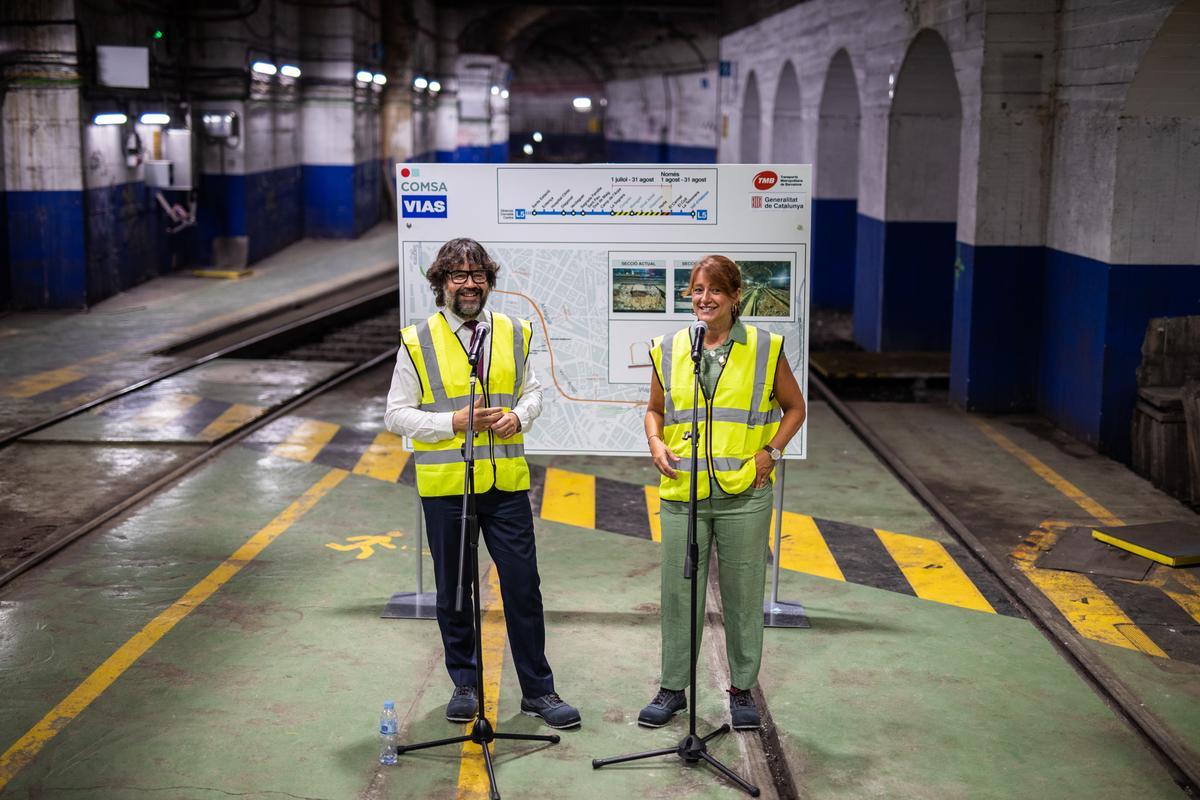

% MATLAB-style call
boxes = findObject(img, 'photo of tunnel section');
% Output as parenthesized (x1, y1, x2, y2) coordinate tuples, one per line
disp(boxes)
(673, 267, 694, 313)
(739, 261, 791, 317)
(612, 268, 667, 313)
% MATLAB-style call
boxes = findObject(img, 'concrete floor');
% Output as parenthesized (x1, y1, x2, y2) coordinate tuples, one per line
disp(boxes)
(0, 365, 1190, 799)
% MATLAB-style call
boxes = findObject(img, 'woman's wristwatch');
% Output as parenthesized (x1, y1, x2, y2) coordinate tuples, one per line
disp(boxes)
(762, 445, 782, 461)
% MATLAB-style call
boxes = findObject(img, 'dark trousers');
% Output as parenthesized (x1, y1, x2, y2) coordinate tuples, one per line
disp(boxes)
(421, 488, 555, 698)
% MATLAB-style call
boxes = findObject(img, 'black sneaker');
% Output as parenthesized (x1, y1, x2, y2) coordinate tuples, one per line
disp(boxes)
(637, 687, 687, 728)
(446, 684, 478, 722)
(520, 692, 582, 729)
(728, 687, 760, 730)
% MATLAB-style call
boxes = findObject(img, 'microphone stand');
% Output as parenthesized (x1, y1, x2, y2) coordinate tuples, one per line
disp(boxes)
(394, 343, 560, 800)
(592, 330, 760, 797)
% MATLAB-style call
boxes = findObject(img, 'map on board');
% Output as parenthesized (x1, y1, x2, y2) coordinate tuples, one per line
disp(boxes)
(397, 164, 811, 458)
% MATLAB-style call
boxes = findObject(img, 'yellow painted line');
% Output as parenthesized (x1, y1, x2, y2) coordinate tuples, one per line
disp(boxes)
(0, 468, 348, 791)
(131, 393, 203, 427)
(197, 403, 264, 440)
(456, 564, 505, 799)
(539, 467, 596, 528)
(193, 268, 252, 280)
(272, 419, 340, 463)
(0, 366, 87, 399)
(972, 419, 1123, 526)
(770, 511, 844, 582)
(876, 528, 995, 613)
(352, 431, 411, 482)
(644, 485, 662, 543)
(1012, 524, 1166, 656)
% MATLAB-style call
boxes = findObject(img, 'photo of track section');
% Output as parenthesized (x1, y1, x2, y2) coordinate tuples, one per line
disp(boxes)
(612, 267, 667, 312)
(739, 260, 791, 317)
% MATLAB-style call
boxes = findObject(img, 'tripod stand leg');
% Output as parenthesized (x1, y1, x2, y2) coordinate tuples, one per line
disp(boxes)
(698, 751, 761, 797)
(701, 723, 730, 742)
(493, 732, 561, 744)
(591, 744, 678, 768)
(395, 734, 471, 754)
(480, 740, 501, 800)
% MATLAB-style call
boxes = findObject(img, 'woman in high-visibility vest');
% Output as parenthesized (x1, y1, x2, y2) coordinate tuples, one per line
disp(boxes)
(640, 255, 807, 731)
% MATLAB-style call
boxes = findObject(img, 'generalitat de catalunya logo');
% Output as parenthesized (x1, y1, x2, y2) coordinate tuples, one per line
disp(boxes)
(752, 170, 778, 191)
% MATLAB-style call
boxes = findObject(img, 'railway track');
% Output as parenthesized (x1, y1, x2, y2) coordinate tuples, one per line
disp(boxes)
(808, 370, 1199, 797)
(0, 281, 402, 589)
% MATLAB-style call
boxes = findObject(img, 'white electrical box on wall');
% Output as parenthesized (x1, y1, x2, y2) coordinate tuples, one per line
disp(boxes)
(146, 130, 193, 190)
(97, 46, 149, 88)
(145, 160, 175, 188)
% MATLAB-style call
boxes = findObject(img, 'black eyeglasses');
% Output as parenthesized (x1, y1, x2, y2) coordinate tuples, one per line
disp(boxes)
(448, 269, 492, 285)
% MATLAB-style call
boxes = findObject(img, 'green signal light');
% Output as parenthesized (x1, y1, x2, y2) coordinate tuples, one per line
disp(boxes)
(153, 30, 163, 39)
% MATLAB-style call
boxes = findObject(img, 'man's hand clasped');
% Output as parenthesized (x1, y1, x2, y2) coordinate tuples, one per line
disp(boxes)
(453, 395, 521, 437)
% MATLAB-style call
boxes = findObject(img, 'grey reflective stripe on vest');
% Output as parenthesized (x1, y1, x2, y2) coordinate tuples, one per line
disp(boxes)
(412, 441, 525, 466)
(442, 391, 517, 409)
(414, 320, 453, 410)
(661, 333, 675, 418)
(709, 406, 778, 427)
(513, 323, 526, 393)
(753, 330, 773, 411)
(711, 457, 747, 472)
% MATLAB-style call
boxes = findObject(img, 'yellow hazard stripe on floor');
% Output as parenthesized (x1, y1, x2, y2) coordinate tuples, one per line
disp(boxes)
(353, 431, 411, 482)
(0, 468, 348, 792)
(972, 419, 1123, 527)
(1014, 525, 1166, 656)
(456, 564, 505, 799)
(272, 419, 340, 463)
(0, 366, 87, 399)
(771, 510, 844, 582)
(198, 403, 263, 440)
(131, 393, 203, 427)
(645, 486, 662, 542)
(540, 467, 595, 528)
(877, 528, 995, 613)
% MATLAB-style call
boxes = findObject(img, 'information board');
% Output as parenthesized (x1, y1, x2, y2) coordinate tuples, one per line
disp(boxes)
(396, 163, 810, 458)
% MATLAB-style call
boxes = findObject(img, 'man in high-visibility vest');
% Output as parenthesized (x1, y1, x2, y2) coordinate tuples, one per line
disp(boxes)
(385, 238, 581, 730)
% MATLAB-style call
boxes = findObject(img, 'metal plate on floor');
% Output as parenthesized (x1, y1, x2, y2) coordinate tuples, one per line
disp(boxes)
(382, 591, 438, 620)
(1038, 526, 1152, 580)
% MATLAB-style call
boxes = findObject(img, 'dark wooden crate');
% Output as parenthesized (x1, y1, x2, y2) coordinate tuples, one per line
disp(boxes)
(1131, 387, 1191, 500)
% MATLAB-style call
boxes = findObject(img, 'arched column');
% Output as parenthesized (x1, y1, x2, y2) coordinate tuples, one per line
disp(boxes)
(854, 29, 961, 351)
(740, 72, 761, 163)
(813, 49, 859, 311)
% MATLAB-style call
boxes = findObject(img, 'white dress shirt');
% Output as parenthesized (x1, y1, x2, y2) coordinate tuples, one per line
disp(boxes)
(384, 307, 544, 443)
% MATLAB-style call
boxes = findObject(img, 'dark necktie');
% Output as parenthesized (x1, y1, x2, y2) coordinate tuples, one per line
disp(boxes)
(463, 319, 484, 380)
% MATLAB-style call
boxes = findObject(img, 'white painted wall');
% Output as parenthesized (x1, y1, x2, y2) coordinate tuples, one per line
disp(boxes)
(1111, 0, 1200, 265)
(815, 49, 860, 200)
(604, 69, 718, 150)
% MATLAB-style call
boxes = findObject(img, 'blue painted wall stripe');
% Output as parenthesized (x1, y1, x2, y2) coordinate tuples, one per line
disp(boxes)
(6, 190, 88, 308)
(951, 243, 1043, 412)
(811, 198, 856, 310)
(852, 214, 956, 352)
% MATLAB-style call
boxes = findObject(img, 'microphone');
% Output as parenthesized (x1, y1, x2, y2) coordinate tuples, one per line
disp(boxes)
(690, 319, 708, 363)
(467, 320, 491, 368)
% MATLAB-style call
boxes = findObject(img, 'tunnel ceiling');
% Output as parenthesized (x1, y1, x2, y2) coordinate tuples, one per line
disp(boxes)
(447, 2, 721, 85)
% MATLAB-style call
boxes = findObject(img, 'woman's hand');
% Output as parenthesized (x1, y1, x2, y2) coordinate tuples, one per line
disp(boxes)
(650, 437, 681, 479)
(752, 449, 775, 489)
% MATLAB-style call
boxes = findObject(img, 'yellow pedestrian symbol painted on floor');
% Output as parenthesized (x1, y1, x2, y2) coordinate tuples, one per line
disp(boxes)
(326, 531, 403, 560)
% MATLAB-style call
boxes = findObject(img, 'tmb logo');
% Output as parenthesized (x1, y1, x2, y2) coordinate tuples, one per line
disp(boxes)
(401, 195, 447, 218)
(752, 170, 778, 191)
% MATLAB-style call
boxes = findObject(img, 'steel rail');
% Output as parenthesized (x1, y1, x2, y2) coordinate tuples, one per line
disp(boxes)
(0, 347, 398, 591)
(808, 370, 1198, 796)
(0, 282, 397, 450)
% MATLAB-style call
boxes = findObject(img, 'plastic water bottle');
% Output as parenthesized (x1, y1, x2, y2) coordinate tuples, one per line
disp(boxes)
(379, 700, 398, 765)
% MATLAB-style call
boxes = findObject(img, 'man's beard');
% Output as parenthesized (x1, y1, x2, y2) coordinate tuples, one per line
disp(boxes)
(450, 289, 485, 319)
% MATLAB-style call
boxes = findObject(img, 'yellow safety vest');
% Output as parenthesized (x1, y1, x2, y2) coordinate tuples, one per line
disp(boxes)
(649, 324, 783, 501)
(400, 311, 533, 497)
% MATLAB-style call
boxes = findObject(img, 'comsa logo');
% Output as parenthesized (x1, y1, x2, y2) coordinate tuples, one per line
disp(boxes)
(753, 170, 778, 191)
(402, 195, 447, 218)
